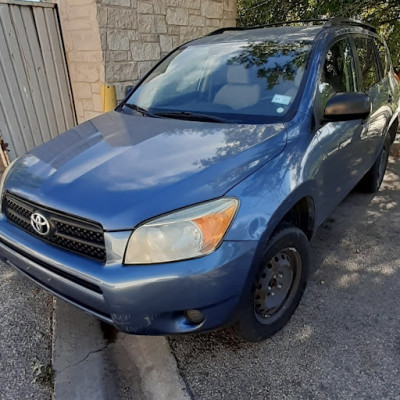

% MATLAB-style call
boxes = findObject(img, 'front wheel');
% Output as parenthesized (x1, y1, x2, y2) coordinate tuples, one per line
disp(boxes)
(232, 223, 309, 342)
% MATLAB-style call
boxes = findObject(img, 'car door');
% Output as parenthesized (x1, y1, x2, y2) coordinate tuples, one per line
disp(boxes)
(378, 38, 400, 143)
(352, 35, 392, 169)
(314, 36, 362, 217)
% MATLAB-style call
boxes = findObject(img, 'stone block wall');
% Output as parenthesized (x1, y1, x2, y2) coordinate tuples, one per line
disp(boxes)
(56, 0, 237, 123)
(98, 0, 237, 102)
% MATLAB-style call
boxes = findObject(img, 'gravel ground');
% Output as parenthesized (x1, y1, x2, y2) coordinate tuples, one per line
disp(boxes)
(0, 264, 53, 399)
(169, 155, 400, 400)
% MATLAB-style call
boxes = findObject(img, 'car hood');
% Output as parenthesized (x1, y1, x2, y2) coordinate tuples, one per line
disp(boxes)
(4, 111, 287, 230)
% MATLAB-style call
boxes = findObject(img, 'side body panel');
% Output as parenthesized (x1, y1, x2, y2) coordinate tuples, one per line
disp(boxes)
(350, 34, 393, 170)
(225, 115, 322, 242)
(226, 29, 397, 246)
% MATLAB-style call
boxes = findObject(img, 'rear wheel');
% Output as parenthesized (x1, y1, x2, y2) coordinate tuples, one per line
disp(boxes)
(232, 223, 309, 342)
(360, 141, 389, 193)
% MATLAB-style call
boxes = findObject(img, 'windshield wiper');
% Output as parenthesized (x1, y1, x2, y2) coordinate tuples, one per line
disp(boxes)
(124, 103, 158, 118)
(154, 111, 232, 123)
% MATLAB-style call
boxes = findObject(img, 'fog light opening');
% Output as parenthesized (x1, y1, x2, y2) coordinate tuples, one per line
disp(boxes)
(184, 309, 205, 325)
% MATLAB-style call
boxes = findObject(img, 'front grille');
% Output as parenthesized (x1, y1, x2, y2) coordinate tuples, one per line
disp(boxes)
(3, 193, 106, 262)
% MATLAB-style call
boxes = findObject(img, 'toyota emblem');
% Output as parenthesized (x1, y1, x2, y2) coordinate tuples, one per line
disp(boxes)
(30, 212, 50, 236)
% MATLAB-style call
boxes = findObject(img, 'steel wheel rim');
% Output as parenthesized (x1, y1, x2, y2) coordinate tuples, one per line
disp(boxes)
(254, 247, 302, 323)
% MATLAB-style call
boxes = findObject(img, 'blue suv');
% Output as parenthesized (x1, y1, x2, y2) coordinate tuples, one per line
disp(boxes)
(0, 19, 398, 341)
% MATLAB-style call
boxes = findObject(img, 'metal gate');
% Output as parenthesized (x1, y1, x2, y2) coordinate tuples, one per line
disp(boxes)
(0, 1, 76, 162)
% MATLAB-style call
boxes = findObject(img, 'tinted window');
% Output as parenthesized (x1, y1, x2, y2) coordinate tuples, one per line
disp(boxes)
(322, 38, 357, 92)
(317, 38, 356, 113)
(127, 41, 311, 124)
(354, 37, 380, 90)
(374, 38, 389, 76)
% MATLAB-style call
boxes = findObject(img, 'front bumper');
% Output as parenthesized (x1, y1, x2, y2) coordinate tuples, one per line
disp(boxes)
(0, 217, 257, 334)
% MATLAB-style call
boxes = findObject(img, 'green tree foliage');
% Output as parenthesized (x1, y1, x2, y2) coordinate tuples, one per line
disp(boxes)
(237, 0, 400, 69)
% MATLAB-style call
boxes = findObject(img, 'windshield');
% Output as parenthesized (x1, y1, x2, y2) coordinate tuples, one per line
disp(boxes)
(126, 40, 311, 124)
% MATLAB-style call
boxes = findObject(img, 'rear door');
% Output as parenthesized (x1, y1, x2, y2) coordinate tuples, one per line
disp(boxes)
(314, 36, 362, 216)
(374, 37, 399, 134)
(374, 37, 397, 113)
(351, 35, 392, 169)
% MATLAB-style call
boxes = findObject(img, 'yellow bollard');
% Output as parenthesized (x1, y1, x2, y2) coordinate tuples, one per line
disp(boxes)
(100, 84, 117, 113)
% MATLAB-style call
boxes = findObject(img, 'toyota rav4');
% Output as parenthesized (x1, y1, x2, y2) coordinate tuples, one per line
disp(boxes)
(0, 19, 398, 342)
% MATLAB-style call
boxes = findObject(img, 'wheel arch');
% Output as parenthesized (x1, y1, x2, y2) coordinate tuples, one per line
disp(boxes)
(257, 189, 317, 252)
(281, 196, 315, 240)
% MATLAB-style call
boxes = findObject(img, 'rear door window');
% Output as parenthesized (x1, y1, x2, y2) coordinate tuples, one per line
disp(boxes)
(374, 38, 389, 77)
(353, 37, 380, 90)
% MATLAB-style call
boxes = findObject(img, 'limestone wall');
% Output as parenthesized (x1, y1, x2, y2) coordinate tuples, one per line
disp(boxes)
(98, 0, 237, 102)
(57, 0, 237, 123)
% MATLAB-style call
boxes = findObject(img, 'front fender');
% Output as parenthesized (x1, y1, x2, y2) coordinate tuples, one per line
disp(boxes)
(225, 148, 319, 244)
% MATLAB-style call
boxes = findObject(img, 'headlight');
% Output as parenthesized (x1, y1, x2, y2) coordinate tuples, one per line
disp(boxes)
(124, 198, 239, 264)
(0, 158, 18, 213)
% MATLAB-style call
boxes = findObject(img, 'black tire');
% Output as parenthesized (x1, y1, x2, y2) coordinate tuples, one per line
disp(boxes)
(232, 223, 309, 342)
(360, 141, 390, 193)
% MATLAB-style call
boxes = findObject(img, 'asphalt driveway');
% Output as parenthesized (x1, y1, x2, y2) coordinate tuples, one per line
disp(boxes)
(0, 261, 53, 399)
(169, 155, 400, 400)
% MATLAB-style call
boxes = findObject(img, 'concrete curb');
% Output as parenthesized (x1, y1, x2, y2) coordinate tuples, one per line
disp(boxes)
(116, 335, 191, 400)
(52, 299, 190, 400)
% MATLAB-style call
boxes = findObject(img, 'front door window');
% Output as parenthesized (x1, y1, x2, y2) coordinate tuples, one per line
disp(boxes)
(317, 38, 357, 116)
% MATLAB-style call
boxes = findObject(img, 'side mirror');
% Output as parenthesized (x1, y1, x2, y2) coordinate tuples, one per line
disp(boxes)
(323, 92, 371, 121)
(125, 85, 134, 97)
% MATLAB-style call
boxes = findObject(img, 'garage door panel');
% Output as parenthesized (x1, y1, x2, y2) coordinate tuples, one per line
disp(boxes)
(0, 2, 76, 161)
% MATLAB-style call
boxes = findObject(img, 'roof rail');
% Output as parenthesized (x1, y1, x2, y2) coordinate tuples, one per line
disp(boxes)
(208, 18, 377, 36)
(207, 26, 248, 36)
(325, 18, 377, 33)
(207, 19, 328, 36)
